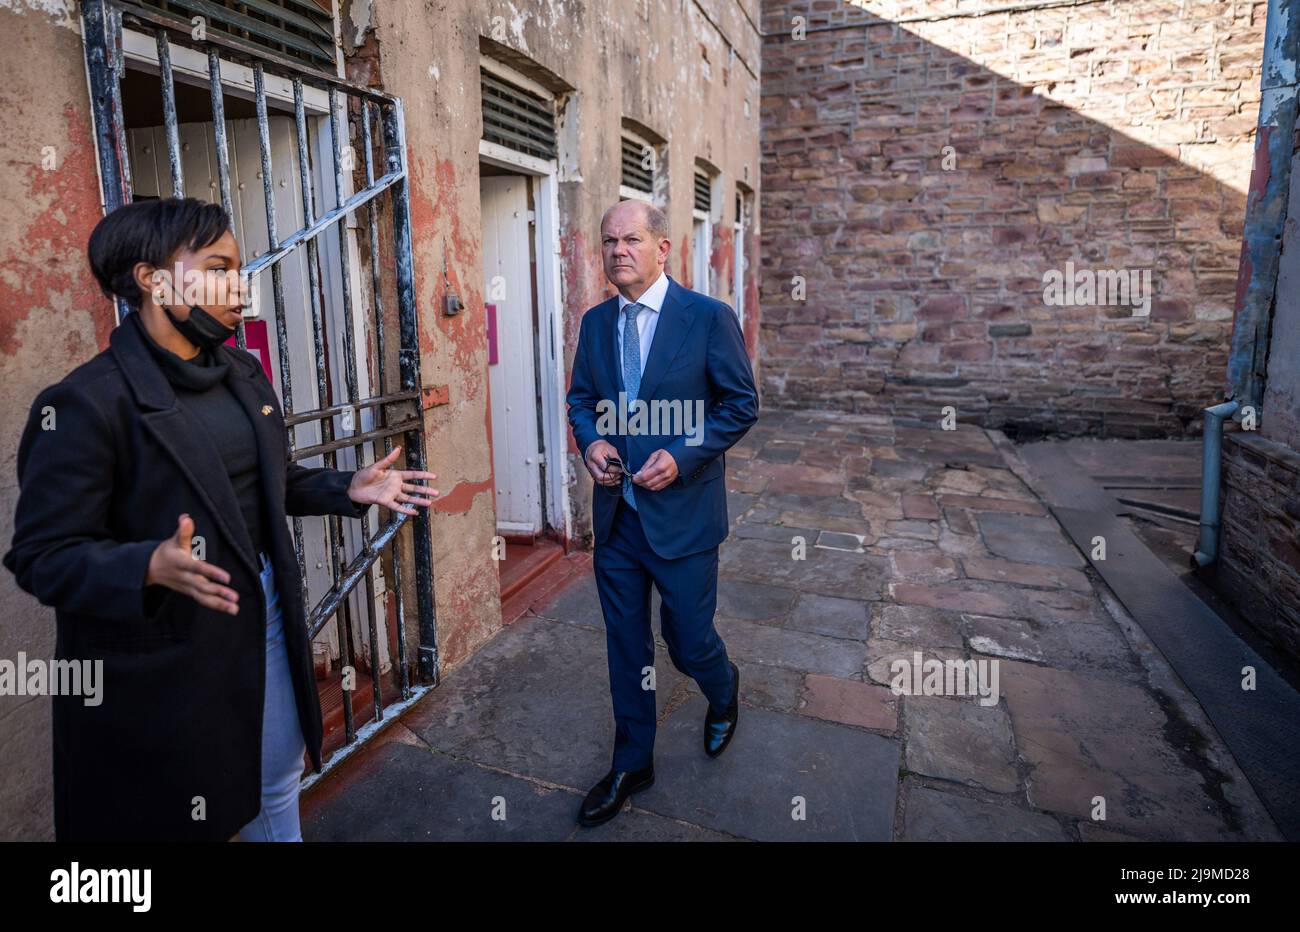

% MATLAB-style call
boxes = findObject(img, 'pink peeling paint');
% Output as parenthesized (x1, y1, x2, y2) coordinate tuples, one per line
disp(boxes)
(0, 103, 109, 357)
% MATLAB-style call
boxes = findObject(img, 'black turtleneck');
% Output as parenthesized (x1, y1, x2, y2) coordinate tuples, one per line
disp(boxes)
(129, 312, 267, 558)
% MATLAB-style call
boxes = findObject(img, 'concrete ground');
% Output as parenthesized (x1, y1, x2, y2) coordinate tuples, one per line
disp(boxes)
(301, 411, 1283, 842)
(1022, 436, 1300, 692)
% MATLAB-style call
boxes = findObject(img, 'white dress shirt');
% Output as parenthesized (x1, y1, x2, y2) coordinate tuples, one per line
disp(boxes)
(616, 270, 669, 379)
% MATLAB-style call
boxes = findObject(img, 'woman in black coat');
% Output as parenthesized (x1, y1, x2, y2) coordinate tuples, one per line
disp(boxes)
(4, 198, 438, 841)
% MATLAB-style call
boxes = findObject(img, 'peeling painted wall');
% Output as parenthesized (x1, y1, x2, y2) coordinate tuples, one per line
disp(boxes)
(0, 0, 108, 841)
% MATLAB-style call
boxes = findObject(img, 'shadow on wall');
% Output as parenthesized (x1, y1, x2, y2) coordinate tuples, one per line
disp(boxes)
(758, 0, 1258, 439)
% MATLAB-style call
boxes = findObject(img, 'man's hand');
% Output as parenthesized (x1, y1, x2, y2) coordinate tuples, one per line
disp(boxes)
(632, 449, 678, 491)
(584, 439, 623, 486)
(347, 445, 440, 516)
(146, 514, 240, 615)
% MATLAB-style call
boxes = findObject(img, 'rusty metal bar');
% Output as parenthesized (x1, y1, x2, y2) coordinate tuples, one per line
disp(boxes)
(82, 0, 133, 322)
(326, 84, 383, 731)
(383, 97, 439, 685)
(204, 48, 243, 349)
(307, 513, 410, 638)
(254, 60, 313, 625)
(287, 75, 330, 635)
(238, 169, 403, 278)
(205, 50, 234, 216)
(154, 31, 185, 197)
(282, 388, 419, 427)
(319, 95, 355, 745)
(289, 416, 423, 463)
(363, 98, 410, 700)
(83, 1, 132, 211)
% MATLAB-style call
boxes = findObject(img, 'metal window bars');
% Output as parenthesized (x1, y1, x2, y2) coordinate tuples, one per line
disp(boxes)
(80, 0, 439, 768)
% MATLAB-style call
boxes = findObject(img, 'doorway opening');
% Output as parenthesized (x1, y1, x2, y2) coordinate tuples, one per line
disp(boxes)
(481, 166, 546, 540)
(478, 57, 571, 604)
(693, 162, 718, 296)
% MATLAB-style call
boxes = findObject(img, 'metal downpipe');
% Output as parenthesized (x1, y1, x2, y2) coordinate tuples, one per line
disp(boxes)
(1194, 400, 1241, 568)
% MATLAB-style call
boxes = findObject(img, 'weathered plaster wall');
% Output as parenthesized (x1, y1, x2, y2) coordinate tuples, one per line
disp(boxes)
(0, 0, 108, 841)
(343, 2, 505, 676)
(350, 0, 762, 668)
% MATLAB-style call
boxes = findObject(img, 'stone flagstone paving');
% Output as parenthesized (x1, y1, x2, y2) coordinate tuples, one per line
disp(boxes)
(303, 411, 1282, 842)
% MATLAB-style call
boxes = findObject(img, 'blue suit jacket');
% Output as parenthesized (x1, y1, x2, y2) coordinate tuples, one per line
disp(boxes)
(567, 275, 759, 559)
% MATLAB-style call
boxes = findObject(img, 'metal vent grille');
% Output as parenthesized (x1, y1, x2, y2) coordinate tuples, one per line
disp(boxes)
(694, 169, 712, 214)
(135, 0, 337, 72)
(621, 136, 653, 194)
(481, 70, 556, 160)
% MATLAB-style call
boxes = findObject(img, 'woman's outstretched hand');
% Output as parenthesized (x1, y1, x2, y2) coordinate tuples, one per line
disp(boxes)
(147, 514, 240, 615)
(347, 445, 440, 516)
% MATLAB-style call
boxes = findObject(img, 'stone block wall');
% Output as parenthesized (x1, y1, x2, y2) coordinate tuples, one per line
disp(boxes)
(759, 0, 1265, 437)
(1218, 431, 1300, 659)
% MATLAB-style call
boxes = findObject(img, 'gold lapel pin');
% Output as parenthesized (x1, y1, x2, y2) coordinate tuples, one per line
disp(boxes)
(261, 405, 273, 416)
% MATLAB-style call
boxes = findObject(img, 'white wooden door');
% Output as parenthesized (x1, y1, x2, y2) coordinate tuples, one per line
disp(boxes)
(481, 175, 542, 535)
(693, 214, 711, 296)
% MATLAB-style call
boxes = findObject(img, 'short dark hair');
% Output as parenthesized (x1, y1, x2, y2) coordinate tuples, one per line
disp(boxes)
(87, 197, 232, 308)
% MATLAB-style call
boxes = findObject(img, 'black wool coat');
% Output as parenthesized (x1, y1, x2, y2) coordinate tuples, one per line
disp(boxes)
(3, 313, 367, 841)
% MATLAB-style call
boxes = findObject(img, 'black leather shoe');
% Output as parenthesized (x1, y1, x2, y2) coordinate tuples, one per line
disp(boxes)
(704, 662, 740, 758)
(576, 764, 655, 827)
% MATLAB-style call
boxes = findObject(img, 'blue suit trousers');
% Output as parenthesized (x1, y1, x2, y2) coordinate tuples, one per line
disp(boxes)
(593, 496, 735, 771)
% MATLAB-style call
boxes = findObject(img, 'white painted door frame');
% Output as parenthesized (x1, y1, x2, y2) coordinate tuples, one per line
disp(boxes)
(481, 174, 542, 533)
(693, 209, 712, 297)
(733, 217, 744, 328)
(479, 138, 572, 544)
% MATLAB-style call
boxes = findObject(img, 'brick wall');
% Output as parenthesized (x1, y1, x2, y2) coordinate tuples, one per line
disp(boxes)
(759, 0, 1264, 437)
(1218, 431, 1300, 659)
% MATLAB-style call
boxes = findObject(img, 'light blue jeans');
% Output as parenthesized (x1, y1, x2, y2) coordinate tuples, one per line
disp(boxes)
(237, 551, 308, 842)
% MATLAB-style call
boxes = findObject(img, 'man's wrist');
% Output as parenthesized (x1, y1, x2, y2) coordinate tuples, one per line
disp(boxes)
(663, 437, 695, 475)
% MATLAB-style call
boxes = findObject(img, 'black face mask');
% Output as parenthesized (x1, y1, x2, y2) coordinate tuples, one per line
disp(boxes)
(162, 304, 237, 353)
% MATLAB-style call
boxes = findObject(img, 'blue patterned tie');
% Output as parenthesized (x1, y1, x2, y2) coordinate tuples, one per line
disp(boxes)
(621, 303, 641, 510)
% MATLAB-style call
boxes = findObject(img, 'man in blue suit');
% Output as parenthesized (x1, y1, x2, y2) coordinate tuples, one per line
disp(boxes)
(566, 200, 759, 826)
